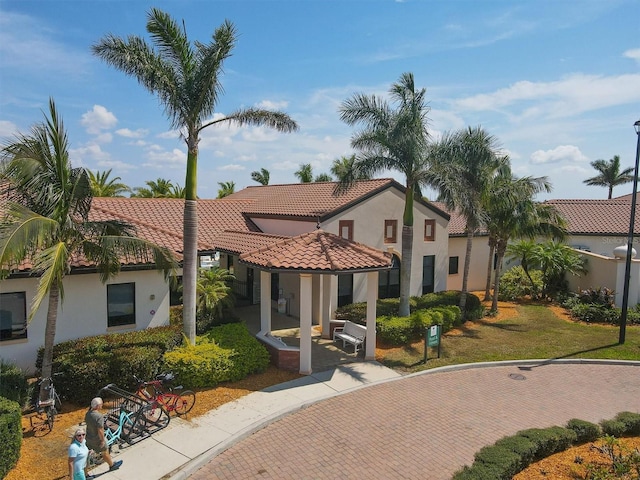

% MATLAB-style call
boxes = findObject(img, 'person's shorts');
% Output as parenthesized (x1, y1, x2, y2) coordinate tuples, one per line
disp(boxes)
(86, 439, 107, 453)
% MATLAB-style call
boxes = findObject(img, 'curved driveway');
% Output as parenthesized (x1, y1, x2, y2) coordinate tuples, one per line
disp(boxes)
(189, 361, 640, 480)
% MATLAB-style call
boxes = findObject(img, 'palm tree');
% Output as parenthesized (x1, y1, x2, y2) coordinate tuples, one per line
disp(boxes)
(196, 267, 235, 330)
(330, 154, 371, 183)
(217, 181, 235, 198)
(314, 173, 333, 182)
(88, 169, 131, 197)
(339, 72, 431, 317)
(583, 155, 634, 199)
(93, 9, 298, 344)
(428, 126, 506, 315)
(131, 178, 175, 198)
(0, 99, 176, 383)
(295, 163, 313, 183)
(251, 168, 270, 185)
(169, 184, 186, 198)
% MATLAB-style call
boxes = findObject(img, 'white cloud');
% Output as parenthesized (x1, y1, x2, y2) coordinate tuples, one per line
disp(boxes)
(623, 48, 640, 62)
(94, 132, 113, 144)
(256, 100, 289, 110)
(157, 130, 181, 140)
(0, 120, 18, 137)
(142, 147, 186, 168)
(81, 105, 117, 135)
(219, 164, 245, 171)
(116, 128, 148, 139)
(530, 145, 588, 165)
(69, 143, 112, 166)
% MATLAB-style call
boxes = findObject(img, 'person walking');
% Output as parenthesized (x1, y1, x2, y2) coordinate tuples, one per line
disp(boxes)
(68, 427, 89, 480)
(84, 397, 122, 472)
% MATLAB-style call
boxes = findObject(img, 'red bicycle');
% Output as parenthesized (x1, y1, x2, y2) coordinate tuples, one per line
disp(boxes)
(134, 373, 196, 421)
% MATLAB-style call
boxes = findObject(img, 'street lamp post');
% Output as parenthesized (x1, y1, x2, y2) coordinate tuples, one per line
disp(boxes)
(619, 120, 640, 344)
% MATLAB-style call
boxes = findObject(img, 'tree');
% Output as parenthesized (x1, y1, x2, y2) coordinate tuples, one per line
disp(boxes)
(330, 154, 371, 183)
(195, 267, 235, 332)
(295, 163, 313, 183)
(0, 99, 176, 384)
(93, 9, 298, 344)
(428, 126, 506, 315)
(88, 169, 131, 197)
(131, 178, 175, 198)
(217, 181, 235, 198)
(339, 72, 431, 317)
(583, 155, 634, 199)
(314, 173, 333, 182)
(251, 168, 270, 185)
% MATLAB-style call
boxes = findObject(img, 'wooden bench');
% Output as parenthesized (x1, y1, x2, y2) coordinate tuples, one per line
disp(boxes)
(332, 320, 366, 354)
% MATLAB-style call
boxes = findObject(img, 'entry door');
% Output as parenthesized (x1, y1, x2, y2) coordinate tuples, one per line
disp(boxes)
(422, 255, 435, 294)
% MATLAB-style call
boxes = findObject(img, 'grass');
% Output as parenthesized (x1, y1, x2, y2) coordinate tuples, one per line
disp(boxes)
(377, 302, 640, 373)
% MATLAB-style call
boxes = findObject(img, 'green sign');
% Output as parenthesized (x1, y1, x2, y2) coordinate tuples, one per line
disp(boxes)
(427, 324, 441, 347)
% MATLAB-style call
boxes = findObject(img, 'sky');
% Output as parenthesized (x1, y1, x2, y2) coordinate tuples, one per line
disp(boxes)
(1, 0, 639, 201)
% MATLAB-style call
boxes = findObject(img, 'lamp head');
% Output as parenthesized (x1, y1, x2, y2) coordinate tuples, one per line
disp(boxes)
(635, 120, 640, 135)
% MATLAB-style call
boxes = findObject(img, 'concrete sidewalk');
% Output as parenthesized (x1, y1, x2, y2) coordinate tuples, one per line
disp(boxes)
(88, 361, 401, 480)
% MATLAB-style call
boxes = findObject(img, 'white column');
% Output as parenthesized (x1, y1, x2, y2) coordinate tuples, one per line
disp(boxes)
(299, 274, 313, 374)
(365, 271, 378, 361)
(321, 275, 332, 339)
(260, 270, 271, 333)
(312, 274, 321, 325)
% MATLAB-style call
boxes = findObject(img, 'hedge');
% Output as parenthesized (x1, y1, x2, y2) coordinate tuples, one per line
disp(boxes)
(0, 397, 22, 479)
(0, 360, 29, 408)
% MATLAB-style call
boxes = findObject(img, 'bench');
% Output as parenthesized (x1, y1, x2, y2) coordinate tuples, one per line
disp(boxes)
(332, 320, 366, 354)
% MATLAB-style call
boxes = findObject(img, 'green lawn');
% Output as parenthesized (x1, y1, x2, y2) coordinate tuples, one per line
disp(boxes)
(379, 303, 640, 372)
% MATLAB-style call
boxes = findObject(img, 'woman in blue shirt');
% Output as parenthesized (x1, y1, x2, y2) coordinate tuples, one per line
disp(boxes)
(68, 427, 89, 480)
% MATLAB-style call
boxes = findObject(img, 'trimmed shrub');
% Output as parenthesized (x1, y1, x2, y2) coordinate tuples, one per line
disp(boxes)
(36, 326, 183, 404)
(517, 426, 576, 459)
(474, 444, 523, 479)
(498, 267, 544, 301)
(0, 360, 29, 407)
(205, 323, 270, 381)
(452, 462, 509, 480)
(600, 419, 627, 438)
(604, 412, 640, 436)
(493, 435, 538, 467)
(0, 396, 22, 478)
(376, 315, 413, 346)
(566, 418, 601, 443)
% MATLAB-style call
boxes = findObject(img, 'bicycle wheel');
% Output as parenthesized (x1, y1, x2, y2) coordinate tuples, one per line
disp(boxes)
(174, 390, 196, 415)
(143, 402, 164, 425)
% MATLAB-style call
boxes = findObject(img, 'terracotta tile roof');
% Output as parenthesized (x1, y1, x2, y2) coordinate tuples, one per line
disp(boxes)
(213, 230, 289, 255)
(543, 198, 640, 235)
(239, 229, 393, 273)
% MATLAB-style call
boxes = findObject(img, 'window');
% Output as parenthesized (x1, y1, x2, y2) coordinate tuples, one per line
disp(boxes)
(449, 257, 459, 275)
(422, 255, 435, 294)
(107, 283, 136, 327)
(271, 273, 280, 302)
(170, 276, 182, 306)
(0, 292, 27, 341)
(339, 220, 354, 241)
(337, 273, 353, 307)
(424, 219, 436, 241)
(379, 255, 401, 298)
(384, 220, 397, 243)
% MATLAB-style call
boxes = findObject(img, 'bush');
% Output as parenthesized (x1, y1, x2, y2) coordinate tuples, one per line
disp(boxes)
(0, 360, 29, 408)
(36, 326, 183, 404)
(569, 303, 620, 325)
(600, 419, 627, 438)
(517, 427, 577, 459)
(613, 411, 640, 435)
(566, 418, 601, 443)
(376, 315, 413, 346)
(0, 396, 22, 478)
(498, 267, 544, 301)
(474, 444, 523, 479)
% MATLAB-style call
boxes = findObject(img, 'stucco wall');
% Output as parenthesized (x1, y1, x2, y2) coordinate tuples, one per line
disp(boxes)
(446, 235, 492, 293)
(0, 270, 171, 373)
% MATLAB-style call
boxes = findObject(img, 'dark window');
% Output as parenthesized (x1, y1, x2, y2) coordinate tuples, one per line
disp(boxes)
(422, 255, 435, 295)
(448, 257, 459, 275)
(107, 283, 136, 327)
(379, 254, 401, 299)
(384, 220, 397, 243)
(337, 273, 353, 307)
(170, 276, 182, 306)
(424, 219, 436, 241)
(271, 273, 280, 302)
(339, 220, 354, 241)
(0, 292, 27, 341)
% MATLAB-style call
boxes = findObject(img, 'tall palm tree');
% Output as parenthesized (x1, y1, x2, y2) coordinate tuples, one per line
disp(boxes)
(131, 178, 175, 198)
(428, 126, 506, 315)
(251, 168, 270, 185)
(583, 155, 634, 199)
(88, 169, 131, 197)
(314, 173, 333, 182)
(339, 72, 431, 317)
(93, 9, 298, 344)
(0, 99, 176, 383)
(330, 154, 371, 183)
(217, 181, 235, 198)
(295, 163, 313, 183)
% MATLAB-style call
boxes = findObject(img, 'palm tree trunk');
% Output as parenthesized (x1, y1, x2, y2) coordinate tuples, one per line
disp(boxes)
(182, 144, 199, 345)
(491, 244, 506, 312)
(484, 238, 495, 301)
(40, 284, 60, 380)
(399, 188, 414, 317)
(459, 230, 474, 316)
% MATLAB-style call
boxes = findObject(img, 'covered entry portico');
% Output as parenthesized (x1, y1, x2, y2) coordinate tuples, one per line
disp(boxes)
(215, 230, 392, 374)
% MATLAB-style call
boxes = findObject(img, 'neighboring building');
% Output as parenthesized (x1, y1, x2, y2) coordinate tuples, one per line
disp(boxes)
(1, 179, 451, 372)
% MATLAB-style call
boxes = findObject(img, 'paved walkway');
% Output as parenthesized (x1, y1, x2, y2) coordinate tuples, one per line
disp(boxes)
(91, 359, 640, 480)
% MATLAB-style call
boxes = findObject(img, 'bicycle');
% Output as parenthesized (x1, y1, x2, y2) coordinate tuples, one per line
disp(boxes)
(134, 373, 196, 419)
(29, 374, 62, 431)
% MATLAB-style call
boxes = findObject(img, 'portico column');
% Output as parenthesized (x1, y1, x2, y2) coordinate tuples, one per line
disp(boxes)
(321, 275, 333, 339)
(260, 270, 271, 333)
(299, 273, 313, 374)
(365, 271, 378, 361)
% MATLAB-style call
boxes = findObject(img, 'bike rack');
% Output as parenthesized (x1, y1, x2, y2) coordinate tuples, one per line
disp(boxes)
(98, 383, 170, 446)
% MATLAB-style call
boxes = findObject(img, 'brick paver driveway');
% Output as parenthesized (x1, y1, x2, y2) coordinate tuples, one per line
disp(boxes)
(189, 361, 640, 480)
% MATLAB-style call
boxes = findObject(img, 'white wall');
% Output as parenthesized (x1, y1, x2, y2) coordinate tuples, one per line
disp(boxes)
(446, 235, 492, 293)
(567, 235, 637, 258)
(0, 270, 171, 373)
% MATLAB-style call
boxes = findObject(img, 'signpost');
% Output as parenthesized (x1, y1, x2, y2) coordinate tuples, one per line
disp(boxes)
(423, 324, 441, 363)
